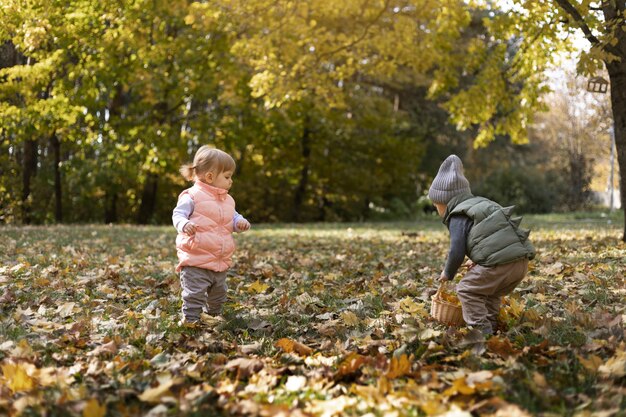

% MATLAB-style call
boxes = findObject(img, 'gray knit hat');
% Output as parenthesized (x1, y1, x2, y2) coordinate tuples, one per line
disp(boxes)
(428, 155, 471, 204)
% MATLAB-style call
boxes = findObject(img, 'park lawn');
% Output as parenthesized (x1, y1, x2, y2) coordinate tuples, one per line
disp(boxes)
(0, 215, 624, 416)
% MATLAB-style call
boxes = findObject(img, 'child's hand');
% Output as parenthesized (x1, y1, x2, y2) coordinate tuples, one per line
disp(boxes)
(237, 219, 251, 232)
(183, 222, 197, 235)
(438, 272, 449, 282)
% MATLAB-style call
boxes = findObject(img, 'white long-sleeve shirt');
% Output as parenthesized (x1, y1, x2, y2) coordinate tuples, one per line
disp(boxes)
(172, 194, 246, 233)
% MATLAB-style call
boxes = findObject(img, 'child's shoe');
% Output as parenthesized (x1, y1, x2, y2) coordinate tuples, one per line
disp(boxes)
(178, 317, 200, 328)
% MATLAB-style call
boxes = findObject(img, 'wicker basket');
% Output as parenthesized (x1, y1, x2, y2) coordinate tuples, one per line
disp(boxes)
(430, 284, 464, 326)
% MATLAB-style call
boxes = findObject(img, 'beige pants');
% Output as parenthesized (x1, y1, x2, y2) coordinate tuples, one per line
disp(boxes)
(179, 266, 227, 321)
(456, 259, 528, 335)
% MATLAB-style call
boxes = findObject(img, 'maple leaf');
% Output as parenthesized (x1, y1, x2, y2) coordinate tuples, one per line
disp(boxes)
(340, 311, 360, 326)
(386, 354, 411, 379)
(577, 354, 603, 373)
(138, 375, 183, 403)
(274, 338, 313, 356)
(443, 377, 476, 396)
(399, 297, 428, 316)
(598, 349, 626, 378)
(336, 352, 368, 379)
(248, 279, 269, 294)
(486, 336, 519, 359)
(503, 297, 525, 318)
(2, 362, 35, 393)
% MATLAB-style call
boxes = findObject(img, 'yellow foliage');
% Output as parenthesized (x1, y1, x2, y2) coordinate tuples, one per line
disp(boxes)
(83, 398, 107, 417)
(340, 311, 360, 326)
(386, 354, 412, 379)
(248, 280, 269, 294)
(399, 297, 428, 316)
(274, 338, 313, 356)
(434, 287, 461, 306)
(2, 362, 35, 393)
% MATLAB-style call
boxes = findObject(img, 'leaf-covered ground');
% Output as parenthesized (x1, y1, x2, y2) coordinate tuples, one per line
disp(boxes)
(1, 216, 625, 417)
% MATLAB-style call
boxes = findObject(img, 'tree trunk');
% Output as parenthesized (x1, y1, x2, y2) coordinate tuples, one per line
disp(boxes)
(21, 138, 38, 224)
(50, 133, 63, 222)
(0, 41, 25, 69)
(104, 189, 117, 224)
(136, 173, 158, 224)
(606, 64, 626, 241)
(293, 116, 312, 222)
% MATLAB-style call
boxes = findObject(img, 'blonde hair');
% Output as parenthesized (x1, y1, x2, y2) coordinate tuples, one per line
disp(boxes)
(180, 146, 236, 181)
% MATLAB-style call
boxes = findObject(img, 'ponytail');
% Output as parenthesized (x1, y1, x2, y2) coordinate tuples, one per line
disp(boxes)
(179, 164, 195, 181)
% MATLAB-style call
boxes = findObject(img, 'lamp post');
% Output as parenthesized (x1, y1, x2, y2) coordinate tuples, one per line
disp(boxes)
(586, 76, 615, 212)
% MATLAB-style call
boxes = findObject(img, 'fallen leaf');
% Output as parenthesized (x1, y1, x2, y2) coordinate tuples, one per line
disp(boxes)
(90, 341, 117, 357)
(56, 302, 76, 318)
(419, 328, 442, 341)
(598, 349, 626, 378)
(386, 354, 411, 379)
(248, 280, 270, 294)
(1, 362, 35, 393)
(444, 377, 476, 396)
(487, 336, 518, 359)
(275, 338, 313, 356)
(138, 375, 181, 403)
(340, 311, 360, 326)
(336, 352, 368, 379)
(225, 357, 264, 379)
(83, 398, 106, 417)
(577, 354, 603, 373)
(399, 297, 428, 315)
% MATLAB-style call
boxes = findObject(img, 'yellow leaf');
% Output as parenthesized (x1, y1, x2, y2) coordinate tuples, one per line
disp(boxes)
(507, 297, 525, 318)
(138, 379, 177, 403)
(274, 338, 313, 356)
(598, 349, 626, 378)
(248, 280, 269, 294)
(386, 354, 411, 379)
(420, 399, 447, 416)
(337, 352, 368, 378)
(577, 354, 603, 373)
(2, 362, 34, 393)
(444, 377, 475, 396)
(83, 398, 106, 417)
(399, 297, 427, 315)
(340, 311, 360, 327)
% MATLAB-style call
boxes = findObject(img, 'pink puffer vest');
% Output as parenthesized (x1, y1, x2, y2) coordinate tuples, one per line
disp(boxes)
(175, 181, 236, 272)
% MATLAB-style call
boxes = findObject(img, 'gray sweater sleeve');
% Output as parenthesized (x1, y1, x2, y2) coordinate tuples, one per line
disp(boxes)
(443, 214, 473, 280)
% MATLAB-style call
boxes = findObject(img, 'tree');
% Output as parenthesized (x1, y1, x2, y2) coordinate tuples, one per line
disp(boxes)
(531, 72, 609, 210)
(432, 1, 626, 239)
(552, 0, 626, 239)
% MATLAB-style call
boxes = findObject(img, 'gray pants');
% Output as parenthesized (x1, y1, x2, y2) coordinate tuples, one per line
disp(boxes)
(179, 266, 228, 321)
(456, 259, 529, 335)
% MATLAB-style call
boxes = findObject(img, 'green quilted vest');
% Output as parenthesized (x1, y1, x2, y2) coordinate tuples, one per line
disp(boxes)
(443, 193, 536, 266)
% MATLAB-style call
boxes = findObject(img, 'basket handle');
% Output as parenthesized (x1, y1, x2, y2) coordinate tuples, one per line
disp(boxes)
(434, 281, 447, 300)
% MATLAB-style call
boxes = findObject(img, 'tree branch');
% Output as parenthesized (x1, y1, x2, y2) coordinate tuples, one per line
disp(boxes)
(553, 0, 600, 45)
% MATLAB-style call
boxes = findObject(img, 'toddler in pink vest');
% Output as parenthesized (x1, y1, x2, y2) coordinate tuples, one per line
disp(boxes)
(172, 146, 250, 324)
